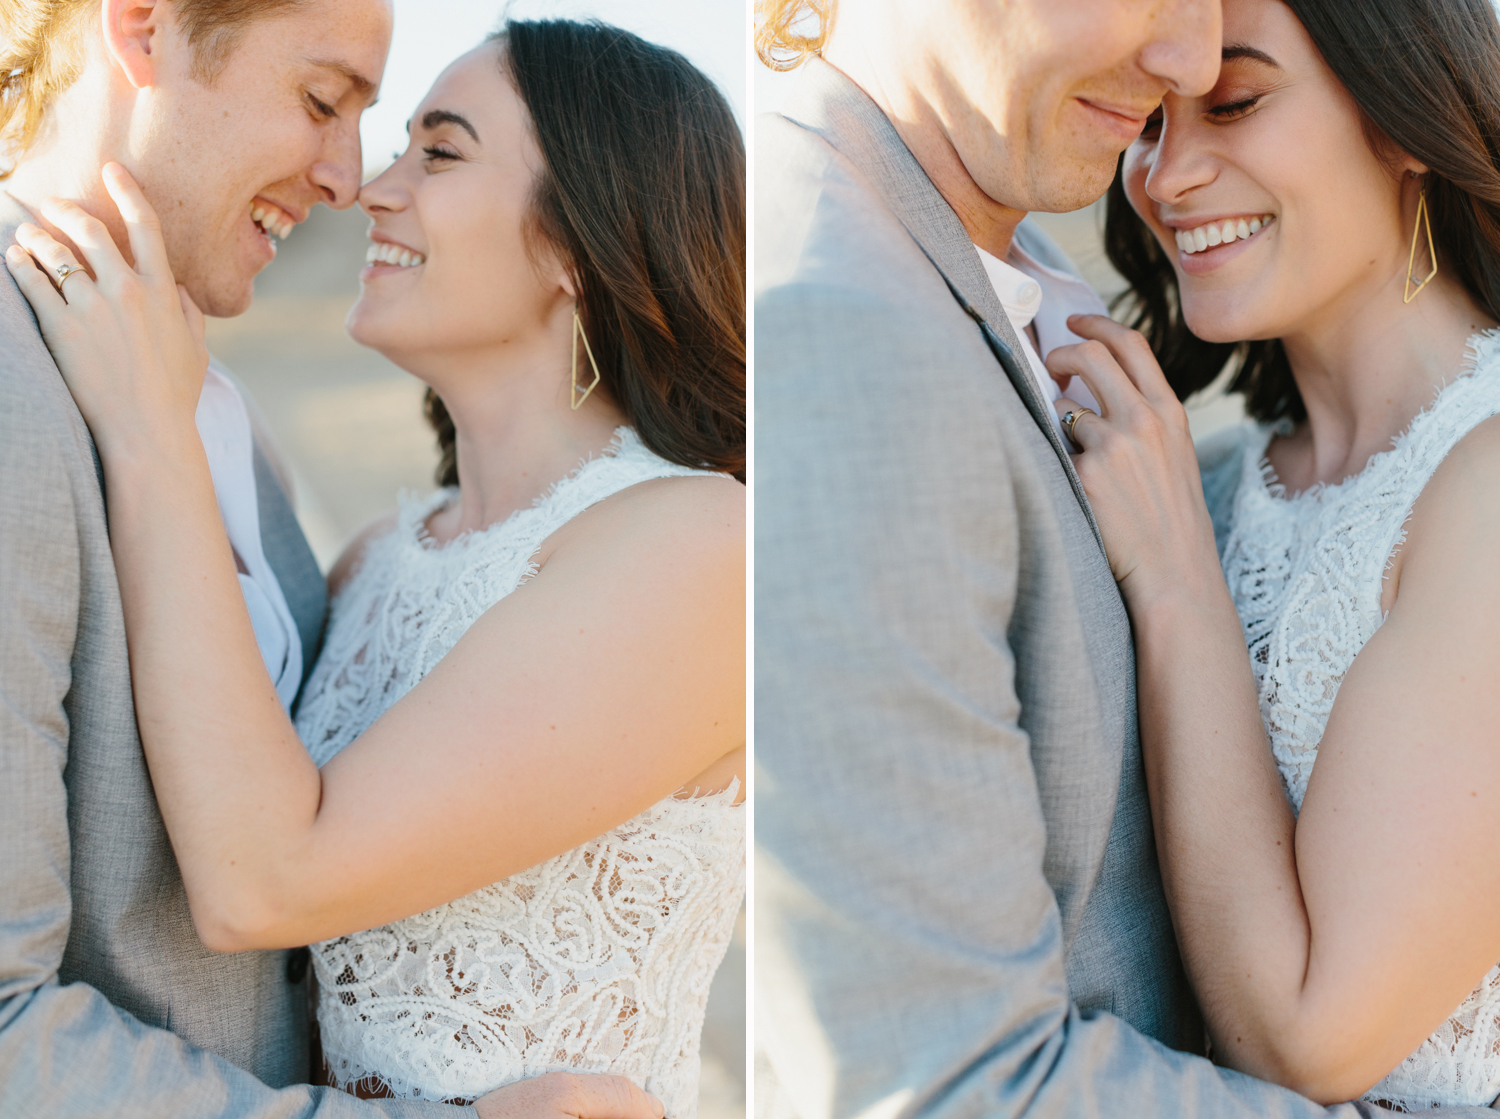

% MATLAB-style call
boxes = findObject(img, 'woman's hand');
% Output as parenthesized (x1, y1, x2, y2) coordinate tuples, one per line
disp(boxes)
(1047, 313, 1221, 609)
(473, 1072, 666, 1119)
(3, 162, 209, 461)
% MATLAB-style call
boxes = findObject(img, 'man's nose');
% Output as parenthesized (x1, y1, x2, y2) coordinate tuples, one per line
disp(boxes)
(309, 121, 365, 211)
(1141, 0, 1222, 99)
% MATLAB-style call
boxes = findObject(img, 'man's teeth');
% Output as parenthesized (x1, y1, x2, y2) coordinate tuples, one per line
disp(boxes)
(250, 203, 295, 240)
(1175, 214, 1275, 254)
(365, 242, 426, 267)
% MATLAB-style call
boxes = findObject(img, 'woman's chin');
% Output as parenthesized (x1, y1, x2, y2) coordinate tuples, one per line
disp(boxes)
(344, 298, 394, 351)
(1180, 300, 1273, 347)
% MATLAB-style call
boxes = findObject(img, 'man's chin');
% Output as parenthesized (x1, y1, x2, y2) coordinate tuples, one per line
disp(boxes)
(1024, 158, 1119, 216)
(190, 279, 256, 320)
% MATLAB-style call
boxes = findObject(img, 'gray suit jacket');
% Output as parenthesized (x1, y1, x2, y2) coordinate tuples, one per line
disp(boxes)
(754, 60, 1483, 1118)
(0, 191, 462, 1116)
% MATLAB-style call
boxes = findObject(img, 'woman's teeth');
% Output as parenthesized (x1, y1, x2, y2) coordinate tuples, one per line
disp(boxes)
(251, 203, 294, 241)
(1175, 214, 1275, 254)
(365, 242, 426, 268)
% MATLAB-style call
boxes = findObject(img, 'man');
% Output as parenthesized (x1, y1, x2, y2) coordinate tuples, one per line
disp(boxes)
(0, 3, 659, 1117)
(753, 0, 1498, 1115)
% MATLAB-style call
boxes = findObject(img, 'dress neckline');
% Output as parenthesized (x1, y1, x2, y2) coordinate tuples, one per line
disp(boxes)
(1249, 327, 1500, 507)
(402, 426, 651, 554)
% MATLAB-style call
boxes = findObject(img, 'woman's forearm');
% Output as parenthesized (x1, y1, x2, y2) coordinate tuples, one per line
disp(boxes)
(1128, 573, 1332, 1090)
(102, 430, 323, 950)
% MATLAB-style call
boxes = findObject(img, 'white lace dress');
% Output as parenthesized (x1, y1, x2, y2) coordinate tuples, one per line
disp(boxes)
(294, 428, 745, 1115)
(1218, 329, 1500, 1110)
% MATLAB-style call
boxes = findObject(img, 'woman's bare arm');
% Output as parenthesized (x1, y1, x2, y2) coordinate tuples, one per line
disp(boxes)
(1051, 315, 1500, 1102)
(111, 443, 743, 952)
(5, 169, 745, 957)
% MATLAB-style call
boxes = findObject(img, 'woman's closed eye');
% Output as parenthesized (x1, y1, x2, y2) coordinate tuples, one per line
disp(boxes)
(1206, 95, 1262, 124)
(422, 145, 461, 166)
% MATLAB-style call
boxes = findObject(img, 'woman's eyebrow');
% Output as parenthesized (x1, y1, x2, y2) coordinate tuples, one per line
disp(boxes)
(419, 109, 481, 143)
(1222, 43, 1281, 68)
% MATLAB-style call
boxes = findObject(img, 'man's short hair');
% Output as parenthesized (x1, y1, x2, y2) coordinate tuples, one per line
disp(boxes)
(0, 0, 306, 175)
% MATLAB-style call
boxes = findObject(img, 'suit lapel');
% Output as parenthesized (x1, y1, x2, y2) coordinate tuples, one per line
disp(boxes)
(780, 60, 1106, 555)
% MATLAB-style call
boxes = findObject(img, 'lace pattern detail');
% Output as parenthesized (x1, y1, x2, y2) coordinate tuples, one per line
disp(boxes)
(294, 429, 745, 1114)
(1220, 329, 1500, 1110)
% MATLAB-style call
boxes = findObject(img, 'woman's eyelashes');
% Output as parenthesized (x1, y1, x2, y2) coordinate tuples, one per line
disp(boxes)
(1139, 93, 1264, 141)
(422, 145, 461, 166)
(1205, 95, 1262, 123)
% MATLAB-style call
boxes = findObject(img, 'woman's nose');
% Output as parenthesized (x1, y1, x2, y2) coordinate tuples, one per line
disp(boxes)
(1146, 113, 1219, 206)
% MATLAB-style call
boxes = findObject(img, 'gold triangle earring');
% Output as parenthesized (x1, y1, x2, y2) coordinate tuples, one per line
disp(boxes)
(1404, 184, 1438, 303)
(571, 307, 601, 410)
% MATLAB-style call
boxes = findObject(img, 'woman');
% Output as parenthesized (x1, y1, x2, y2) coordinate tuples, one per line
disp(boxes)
(1038, 0, 1500, 1108)
(4, 19, 745, 1114)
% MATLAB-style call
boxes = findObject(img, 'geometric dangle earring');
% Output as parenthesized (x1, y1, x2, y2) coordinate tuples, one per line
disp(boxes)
(571, 306, 602, 409)
(1404, 183, 1438, 303)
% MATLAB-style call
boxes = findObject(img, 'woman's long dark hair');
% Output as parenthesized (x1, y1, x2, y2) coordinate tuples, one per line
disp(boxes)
(426, 19, 745, 482)
(1105, 0, 1500, 423)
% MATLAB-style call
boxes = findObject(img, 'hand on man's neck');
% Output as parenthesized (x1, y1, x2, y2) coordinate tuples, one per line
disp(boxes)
(820, 44, 1027, 259)
(6, 159, 137, 273)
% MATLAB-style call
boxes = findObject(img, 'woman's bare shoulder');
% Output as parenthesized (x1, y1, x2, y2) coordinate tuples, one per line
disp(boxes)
(1393, 413, 1500, 602)
(327, 511, 401, 599)
(568, 472, 742, 553)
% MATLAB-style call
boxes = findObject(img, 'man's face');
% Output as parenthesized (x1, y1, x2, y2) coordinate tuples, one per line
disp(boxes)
(851, 0, 1222, 215)
(131, 0, 392, 316)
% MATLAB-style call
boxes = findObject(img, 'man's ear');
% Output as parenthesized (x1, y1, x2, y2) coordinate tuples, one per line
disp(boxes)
(100, 0, 168, 90)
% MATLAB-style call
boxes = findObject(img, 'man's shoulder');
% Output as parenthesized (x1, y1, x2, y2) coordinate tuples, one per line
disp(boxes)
(0, 271, 82, 431)
(756, 113, 984, 369)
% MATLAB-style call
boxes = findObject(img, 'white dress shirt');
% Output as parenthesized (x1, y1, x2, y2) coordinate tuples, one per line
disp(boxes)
(974, 239, 1103, 444)
(194, 366, 302, 710)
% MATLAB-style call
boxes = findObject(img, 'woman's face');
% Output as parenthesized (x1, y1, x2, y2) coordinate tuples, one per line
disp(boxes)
(1122, 0, 1421, 344)
(346, 45, 571, 366)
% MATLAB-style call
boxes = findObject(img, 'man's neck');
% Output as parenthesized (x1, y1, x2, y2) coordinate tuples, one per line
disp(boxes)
(4, 149, 133, 267)
(819, 47, 1026, 257)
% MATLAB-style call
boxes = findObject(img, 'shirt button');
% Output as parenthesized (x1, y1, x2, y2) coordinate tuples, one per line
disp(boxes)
(1017, 281, 1041, 306)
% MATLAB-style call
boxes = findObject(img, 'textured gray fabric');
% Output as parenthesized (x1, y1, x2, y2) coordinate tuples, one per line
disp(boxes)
(0, 191, 464, 1117)
(754, 61, 1489, 1119)
(252, 440, 327, 695)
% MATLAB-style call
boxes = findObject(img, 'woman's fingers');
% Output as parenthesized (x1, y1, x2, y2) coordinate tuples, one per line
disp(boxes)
(102, 162, 173, 281)
(1045, 337, 1134, 418)
(4, 243, 69, 316)
(1067, 313, 1177, 405)
(1056, 396, 1105, 451)
(35, 198, 130, 287)
(12, 224, 97, 307)
(473, 1072, 665, 1119)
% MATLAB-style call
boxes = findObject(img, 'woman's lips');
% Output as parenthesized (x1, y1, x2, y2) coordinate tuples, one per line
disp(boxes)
(1174, 214, 1275, 254)
(1172, 216, 1276, 276)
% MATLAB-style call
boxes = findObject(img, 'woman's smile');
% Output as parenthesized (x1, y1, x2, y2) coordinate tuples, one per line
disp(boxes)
(1167, 212, 1277, 275)
(361, 234, 426, 280)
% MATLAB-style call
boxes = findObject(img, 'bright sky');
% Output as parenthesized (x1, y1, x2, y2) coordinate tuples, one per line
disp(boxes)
(361, 0, 746, 175)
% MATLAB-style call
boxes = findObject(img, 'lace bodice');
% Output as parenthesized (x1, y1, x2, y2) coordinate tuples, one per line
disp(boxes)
(294, 429, 745, 1114)
(1219, 329, 1500, 1110)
